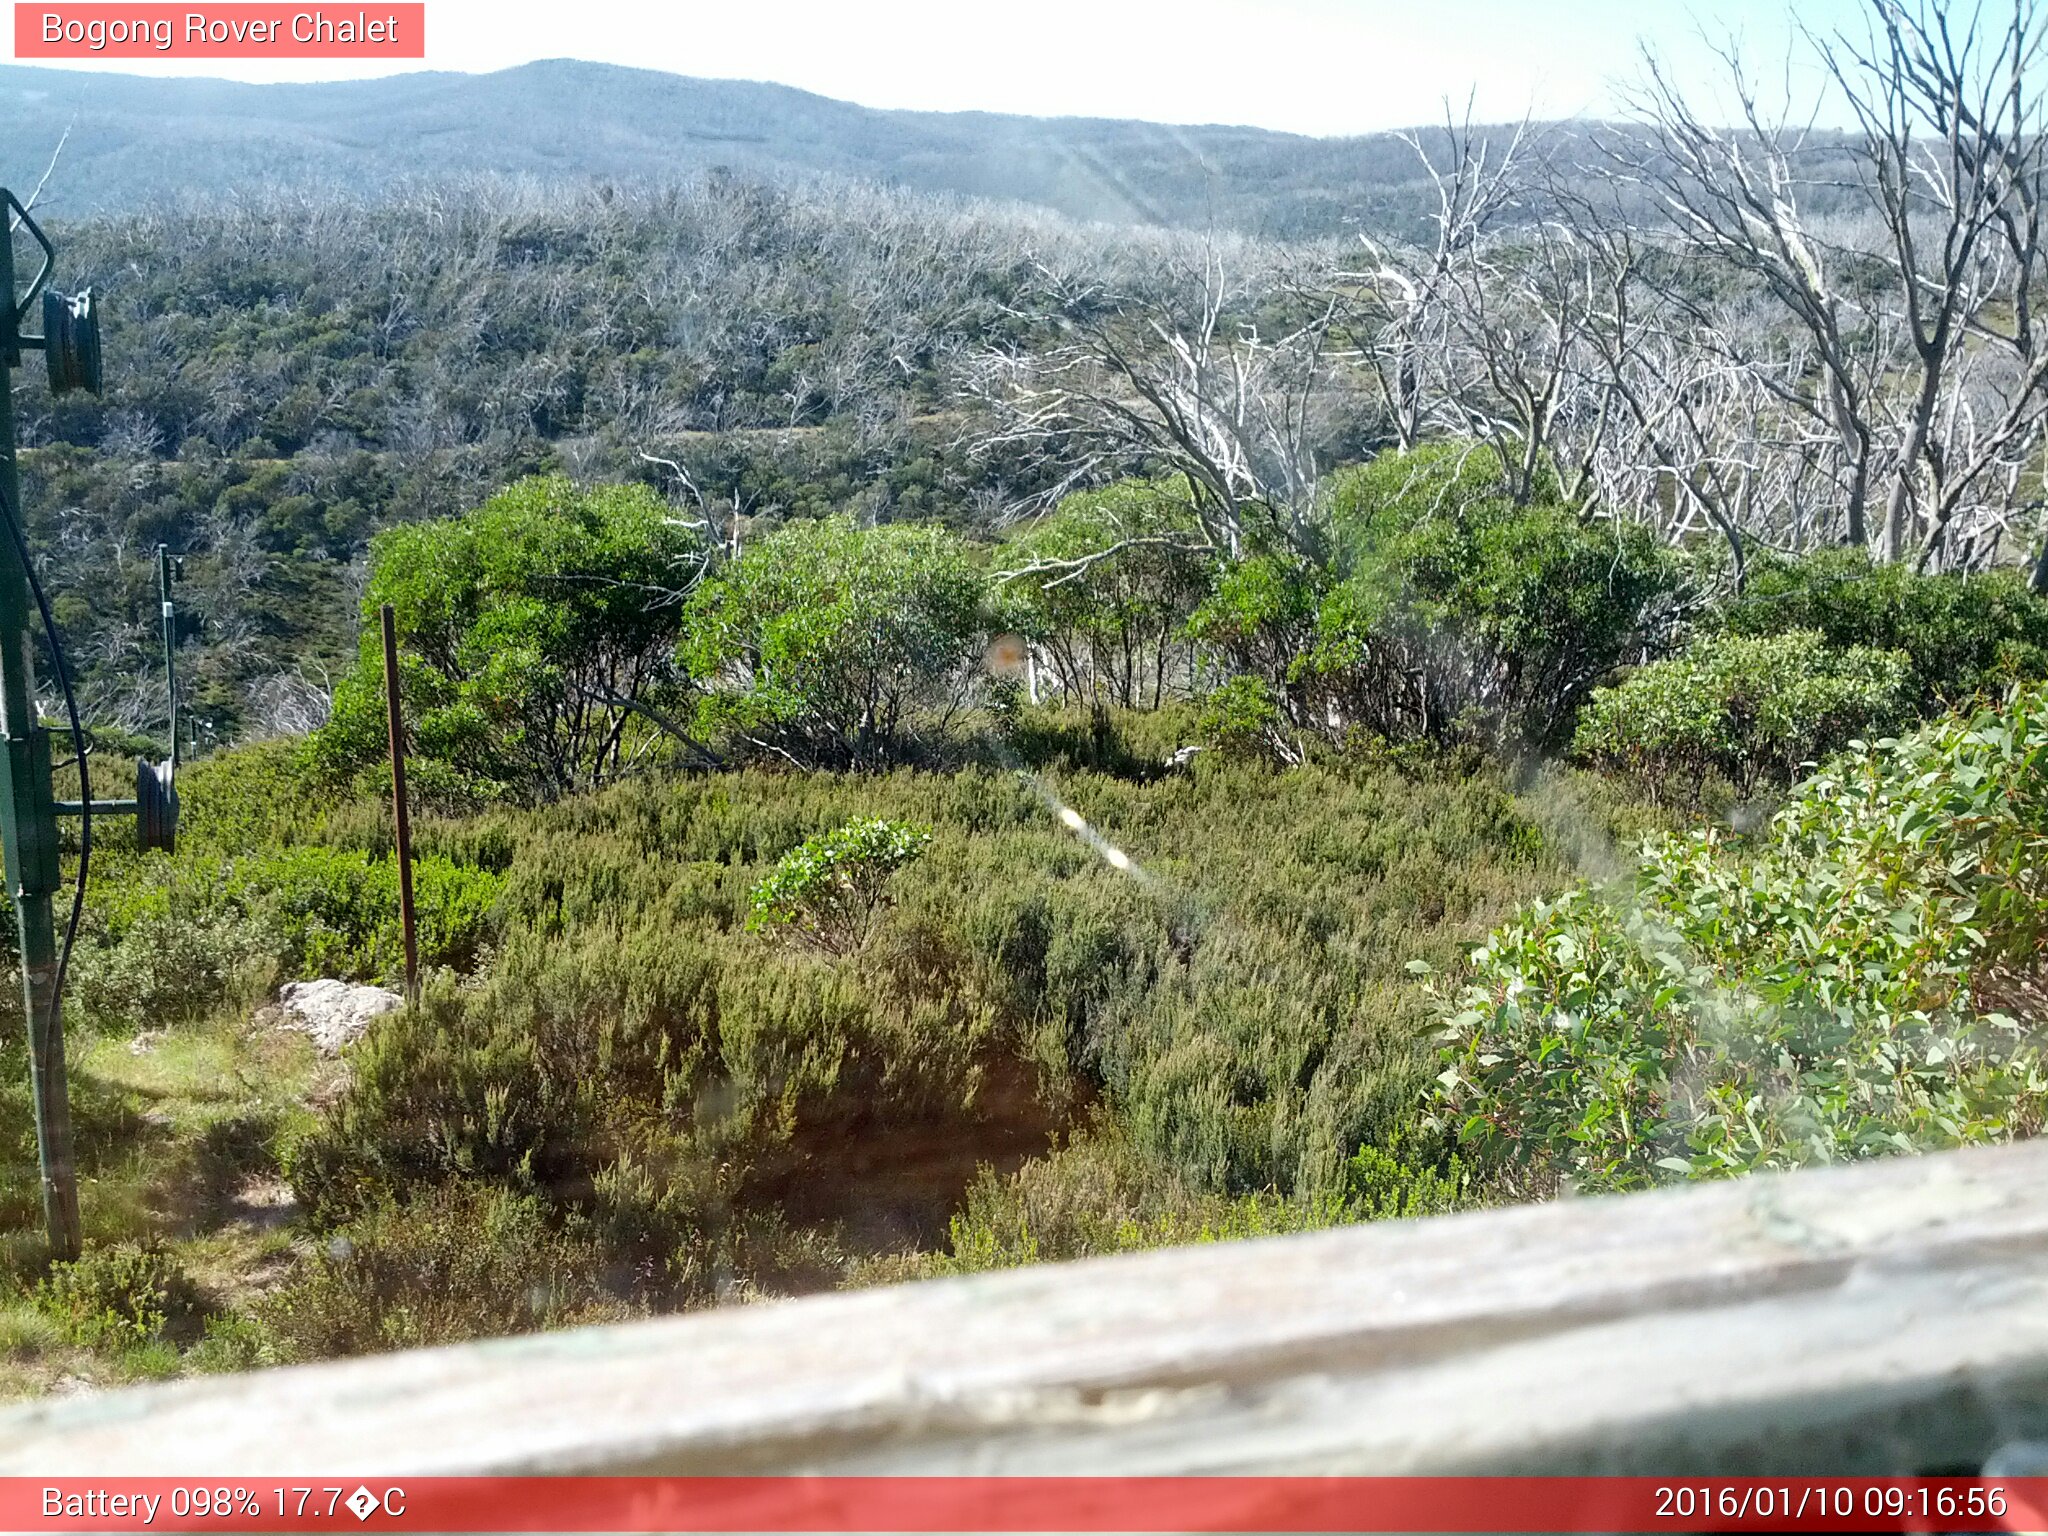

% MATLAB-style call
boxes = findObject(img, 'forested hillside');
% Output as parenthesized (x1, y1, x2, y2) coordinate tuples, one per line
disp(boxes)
(0, 59, 1527, 235)
(3, 0, 2048, 1397)
(21, 178, 1133, 745)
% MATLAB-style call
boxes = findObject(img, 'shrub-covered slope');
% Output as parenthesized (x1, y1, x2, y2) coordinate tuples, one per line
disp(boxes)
(3, 719, 1643, 1378)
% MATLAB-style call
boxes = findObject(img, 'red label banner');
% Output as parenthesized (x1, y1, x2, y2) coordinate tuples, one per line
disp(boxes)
(3, 1477, 2046, 1533)
(14, 5, 424, 58)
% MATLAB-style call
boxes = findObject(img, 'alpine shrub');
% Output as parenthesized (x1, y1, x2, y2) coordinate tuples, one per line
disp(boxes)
(1572, 630, 1912, 802)
(1432, 684, 2048, 1192)
(747, 818, 933, 955)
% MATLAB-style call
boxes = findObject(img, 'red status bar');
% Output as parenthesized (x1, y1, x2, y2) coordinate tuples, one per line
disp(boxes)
(6, 1477, 2046, 1533)
(14, 5, 424, 59)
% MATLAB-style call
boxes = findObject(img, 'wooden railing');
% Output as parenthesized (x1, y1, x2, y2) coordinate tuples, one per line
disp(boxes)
(6, 1139, 2048, 1476)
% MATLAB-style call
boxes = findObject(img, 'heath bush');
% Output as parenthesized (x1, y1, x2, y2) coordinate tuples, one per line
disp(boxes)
(1572, 630, 1912, 803)
(1433, 684, 2048, 1192)
(1713, 547, 2048, 712)
(35, 1241, 208, 1351)
(258, 1183, 632, 1360)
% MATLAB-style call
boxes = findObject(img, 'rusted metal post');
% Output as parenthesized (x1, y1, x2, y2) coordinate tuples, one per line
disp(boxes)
(379, 604, 418, 1000)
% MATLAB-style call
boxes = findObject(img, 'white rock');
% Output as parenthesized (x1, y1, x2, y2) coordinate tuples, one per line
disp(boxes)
(275, 979, 403, 1054)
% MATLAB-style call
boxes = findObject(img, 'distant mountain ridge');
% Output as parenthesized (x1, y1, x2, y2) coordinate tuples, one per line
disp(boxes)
(0, 58, 1483, 235)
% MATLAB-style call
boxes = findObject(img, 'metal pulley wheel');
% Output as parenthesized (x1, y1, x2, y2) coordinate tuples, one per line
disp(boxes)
(42, 288, 101, 397)
(135, 756, 177, 853)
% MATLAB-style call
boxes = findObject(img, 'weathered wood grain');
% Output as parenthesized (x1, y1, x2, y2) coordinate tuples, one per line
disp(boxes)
(6, 1140, 2048, 1476)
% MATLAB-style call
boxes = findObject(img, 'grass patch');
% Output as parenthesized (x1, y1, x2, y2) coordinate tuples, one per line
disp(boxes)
(0, 1012, 324, 1399)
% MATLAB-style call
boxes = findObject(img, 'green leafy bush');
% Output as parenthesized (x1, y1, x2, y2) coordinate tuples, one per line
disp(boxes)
(880, 1129, 1473, 1280)
(72, 844, 503, 1025)
(1432, 684, 2048, 1193)
(994, 478, 1212, 710)
(1713, 548, 2048, 712)
(249, 846, 502, 979)
(1572, 630, 1912, 802)
(747, 818, 932, 955)
(172, 738, 330, 851)
(1341, 1137, 1473, 1219)
(312, 476, 700, 807)
(681, 514, 989, 770)
(1292, 444, 1681, 749)
(35, 1242, 207, 1350)
(181, 1313, 278, 1375)
(1195, 675, 1294, 764)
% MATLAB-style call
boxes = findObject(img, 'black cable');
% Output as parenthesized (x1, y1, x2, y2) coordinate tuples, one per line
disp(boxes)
(0, 479, 88, 1025)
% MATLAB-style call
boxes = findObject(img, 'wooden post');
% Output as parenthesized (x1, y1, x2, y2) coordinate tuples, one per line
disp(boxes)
(379, 604, 418, 1001)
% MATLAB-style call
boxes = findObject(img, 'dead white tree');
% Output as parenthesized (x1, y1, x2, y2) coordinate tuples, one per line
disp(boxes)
(1606, 43, 1887, 552)
(1604, 0, 2048, 584)
(1341, 107, 1530, 459)
(1432, 215, 1620, 507)
(1821, 0, 2048, 573)
(963, 236, 1339, 564)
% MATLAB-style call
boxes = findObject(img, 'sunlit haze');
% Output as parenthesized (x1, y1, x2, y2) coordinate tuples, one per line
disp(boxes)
(12, 0, 1873, 133)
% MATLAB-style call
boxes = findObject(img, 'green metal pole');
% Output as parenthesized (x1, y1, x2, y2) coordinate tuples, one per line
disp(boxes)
(157, 545, 177, 767)
(0, 196, 80, 1260)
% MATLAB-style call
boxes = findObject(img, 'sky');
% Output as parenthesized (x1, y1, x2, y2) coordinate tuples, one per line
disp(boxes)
(16, 0, 1877, 135)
